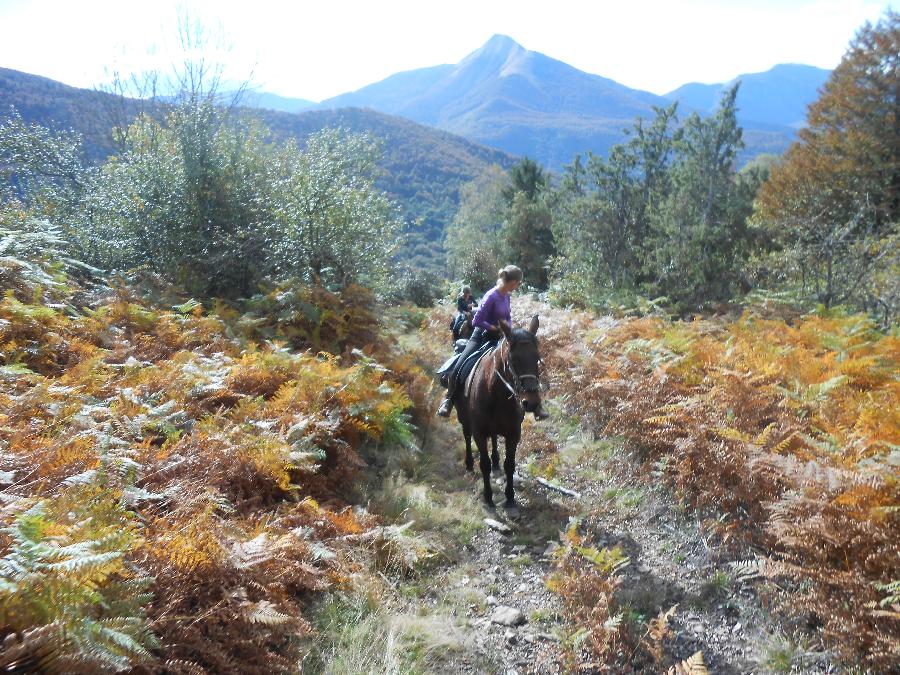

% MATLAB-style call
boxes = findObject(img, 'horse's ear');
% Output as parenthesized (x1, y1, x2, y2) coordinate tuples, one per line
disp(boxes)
(499, 320, 512, 339)
(528, 314, 539, 335)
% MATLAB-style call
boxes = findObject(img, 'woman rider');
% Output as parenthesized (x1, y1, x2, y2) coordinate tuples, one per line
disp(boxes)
(437, 265, 549, 420)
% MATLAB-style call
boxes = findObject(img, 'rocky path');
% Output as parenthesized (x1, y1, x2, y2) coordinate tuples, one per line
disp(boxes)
(388, 397, 827, 674)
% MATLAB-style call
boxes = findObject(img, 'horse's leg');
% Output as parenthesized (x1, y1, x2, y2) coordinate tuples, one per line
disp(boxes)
(491, 435, 501, 474)
(474, 432, 493, 506)
(464, 428, 474, 473)
(504, 433, 520, 509)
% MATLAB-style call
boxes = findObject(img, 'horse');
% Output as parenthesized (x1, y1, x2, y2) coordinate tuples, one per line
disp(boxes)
(454, 315, 542, 515)
(452, 310, 474, 342)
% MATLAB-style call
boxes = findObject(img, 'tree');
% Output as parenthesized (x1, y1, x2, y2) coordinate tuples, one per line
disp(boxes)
(501, 158, 554, 289)
(2, 110, 402, 298)
(551, 91, 761, 309)
(269, 128, 402, 289)
(0, 110, 86, 214)
(444, 165, 508, 291)
(647, 86, 752, 304)
(755, 11, 899, 319)
(503, 157, 547, 204)
(552, 104, 679, 297)
(504, 192, 554, 288)
(72, 105, 274, 297)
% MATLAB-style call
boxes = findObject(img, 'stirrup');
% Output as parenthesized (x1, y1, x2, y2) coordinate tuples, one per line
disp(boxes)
(437, 397, 453, 417)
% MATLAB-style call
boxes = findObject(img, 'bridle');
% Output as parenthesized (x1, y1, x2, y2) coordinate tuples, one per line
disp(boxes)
(493, 336, 541, 400)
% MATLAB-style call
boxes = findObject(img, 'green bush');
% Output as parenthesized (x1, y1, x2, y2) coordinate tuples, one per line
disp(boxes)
(2, 104, 403, 300)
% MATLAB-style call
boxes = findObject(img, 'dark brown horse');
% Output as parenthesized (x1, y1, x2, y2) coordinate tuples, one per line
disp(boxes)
(454, 316, 542, 514)
(452, 311, 474, 342)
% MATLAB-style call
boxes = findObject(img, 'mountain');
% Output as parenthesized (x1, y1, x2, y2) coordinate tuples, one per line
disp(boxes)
(246, 90, 314, 114)
(317, 35, 829, 170)
(664, 63, 830, 130)
(318, 34, 671, 170)
(0, 67, 517, 264)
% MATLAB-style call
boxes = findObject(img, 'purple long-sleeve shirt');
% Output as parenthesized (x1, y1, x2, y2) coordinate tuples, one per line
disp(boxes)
(472, 287, 511, 331)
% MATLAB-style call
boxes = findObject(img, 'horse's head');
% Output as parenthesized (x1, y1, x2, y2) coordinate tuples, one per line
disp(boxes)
(499, 315, 542, 414)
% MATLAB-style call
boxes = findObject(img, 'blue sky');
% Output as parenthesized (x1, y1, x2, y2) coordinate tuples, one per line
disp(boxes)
(0, 0, 893, 101)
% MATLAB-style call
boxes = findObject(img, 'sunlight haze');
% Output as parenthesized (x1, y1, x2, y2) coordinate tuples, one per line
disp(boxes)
(0, 0, 893, 100)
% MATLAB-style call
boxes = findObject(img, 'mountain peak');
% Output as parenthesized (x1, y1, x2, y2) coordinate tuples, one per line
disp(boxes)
(457, 34, 527, 76)
(483, 34, 520, 49)
(471, 34, 524, 59)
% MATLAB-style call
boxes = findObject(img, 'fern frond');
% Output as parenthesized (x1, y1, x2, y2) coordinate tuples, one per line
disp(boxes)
(752, 423, 778, 447)
(669, 650, 708, 674)
(729, 558, 766, 583)
(246, 600, 294, 626)
(875, 580, 900, 607)
(163, 658, 205, 675)
(644, 415, 677, 427)
(603, 612, 623, 631)
(715, 427, 750, 442)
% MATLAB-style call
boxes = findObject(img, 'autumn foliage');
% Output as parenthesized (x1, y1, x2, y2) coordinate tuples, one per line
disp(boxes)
(562, 309, 899, 667)
(0, 255, 418, 672)
(754, 12, 899, 321)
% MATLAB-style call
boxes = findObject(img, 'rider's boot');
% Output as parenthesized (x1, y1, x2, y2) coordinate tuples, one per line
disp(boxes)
(437, 396, 453, 417)
(532, 402, 550, 420)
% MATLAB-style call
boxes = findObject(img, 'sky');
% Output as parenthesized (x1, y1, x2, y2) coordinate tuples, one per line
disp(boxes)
(0, 0, 894, 102)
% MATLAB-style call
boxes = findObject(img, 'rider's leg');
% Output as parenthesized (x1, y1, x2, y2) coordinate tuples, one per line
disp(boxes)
(437, 329, 484, 417)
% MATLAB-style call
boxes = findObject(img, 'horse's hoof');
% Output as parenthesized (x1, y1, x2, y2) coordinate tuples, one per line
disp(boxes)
(491, 466, 503, 476)
(504, 502, 520, 520)
(465, 465, 474, 473)
(482, 499, 496, 511)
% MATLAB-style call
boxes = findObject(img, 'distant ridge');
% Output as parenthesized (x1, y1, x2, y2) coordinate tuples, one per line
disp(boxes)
(314, 35, 831, 169)
(247, 91, 314, 114)
(664, 63, 831, 130)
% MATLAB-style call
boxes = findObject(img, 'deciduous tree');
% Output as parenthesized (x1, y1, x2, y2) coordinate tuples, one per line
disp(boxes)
(755, 11, 899, 320)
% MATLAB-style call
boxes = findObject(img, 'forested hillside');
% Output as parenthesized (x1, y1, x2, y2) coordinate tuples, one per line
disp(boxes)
(0, 67, 517, 269)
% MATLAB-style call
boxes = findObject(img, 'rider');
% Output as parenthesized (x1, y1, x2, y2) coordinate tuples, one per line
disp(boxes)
(457, 285, 476, 314)
(452, 285, 477, 339)
(437, 265, 549, 420)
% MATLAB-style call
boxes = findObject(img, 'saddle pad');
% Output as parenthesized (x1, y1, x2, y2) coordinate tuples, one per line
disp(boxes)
(462, 346, 495, 398)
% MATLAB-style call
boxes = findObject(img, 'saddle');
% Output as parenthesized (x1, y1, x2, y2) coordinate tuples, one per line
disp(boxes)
(436, 338, 497, 390)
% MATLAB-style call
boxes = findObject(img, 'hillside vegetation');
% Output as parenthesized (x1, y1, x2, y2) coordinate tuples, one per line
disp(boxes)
(0, 67, 516, 268)
(558, 309, 899, 668)
(0, 205, 452, 671)
(0, 10, 897, 673)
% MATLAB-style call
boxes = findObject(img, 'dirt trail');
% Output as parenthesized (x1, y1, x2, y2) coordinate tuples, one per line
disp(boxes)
(410, 406, 793, 674)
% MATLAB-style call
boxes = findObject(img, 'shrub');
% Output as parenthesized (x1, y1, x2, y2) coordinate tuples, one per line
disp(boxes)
(564, 309, 899, 668)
